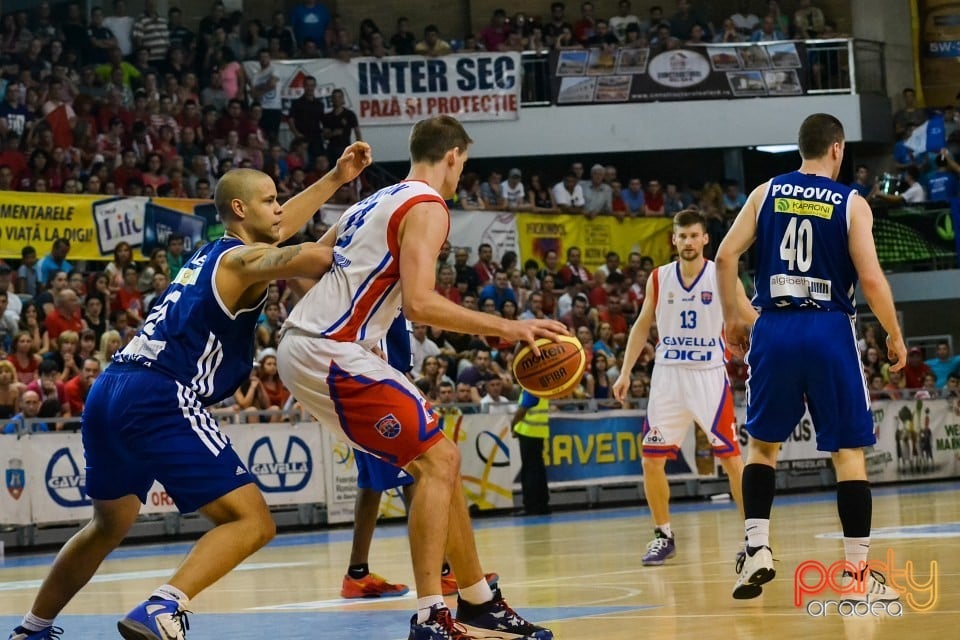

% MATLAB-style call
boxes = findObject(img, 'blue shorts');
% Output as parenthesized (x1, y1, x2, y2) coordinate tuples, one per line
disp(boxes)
(82, 365, 254, 513)
(745, 311, 873, 452)
(355, 449, 414, 492)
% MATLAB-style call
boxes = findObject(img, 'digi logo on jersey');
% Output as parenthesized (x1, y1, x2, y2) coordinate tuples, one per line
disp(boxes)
(660, 336, 716, 362)
(45, 447, 91, 508)
(248, 436, 312, 493)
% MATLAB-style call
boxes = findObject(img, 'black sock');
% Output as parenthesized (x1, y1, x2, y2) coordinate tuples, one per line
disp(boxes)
(348, 563, 369, 579)
(441, 562, 452, 576)
(837, 480, 872, 538)
(742, 463, 776, 520)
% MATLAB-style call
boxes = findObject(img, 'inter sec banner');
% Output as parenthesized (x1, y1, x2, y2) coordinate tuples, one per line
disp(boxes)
(0, 192, 211, 261)
(551, 41, 808, 105)
(245, 52, 521, 126)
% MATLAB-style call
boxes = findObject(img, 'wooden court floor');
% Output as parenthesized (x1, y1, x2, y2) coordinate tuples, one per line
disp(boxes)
(1, 481, 958, 639)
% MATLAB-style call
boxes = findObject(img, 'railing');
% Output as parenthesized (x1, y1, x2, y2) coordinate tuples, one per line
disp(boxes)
(519, 37, 886, 106)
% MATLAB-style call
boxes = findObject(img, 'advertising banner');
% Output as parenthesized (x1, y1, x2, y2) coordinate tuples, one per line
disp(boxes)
(515, 213, 674, 270)
(913, 0, 960, 108)
(26, 432, 93, 524)
(245, 52, 521, 126)
(322, 428, 361, 524)
(545, 409, 696, 485)
(551, 42, 808, 105)
(230, 423, 325, 506)
(875, 202, 957, 270)
(0, 193, 211, 261)
(0, 438, 31, 525)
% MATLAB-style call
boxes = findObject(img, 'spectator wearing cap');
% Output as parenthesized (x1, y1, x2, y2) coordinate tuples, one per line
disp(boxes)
(501, 168, 526, 210)
(582, 164, 612, 218)
(903, 347, 933, 389)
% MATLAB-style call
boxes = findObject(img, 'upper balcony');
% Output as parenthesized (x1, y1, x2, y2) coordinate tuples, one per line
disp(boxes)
(352, 38, 892, 162)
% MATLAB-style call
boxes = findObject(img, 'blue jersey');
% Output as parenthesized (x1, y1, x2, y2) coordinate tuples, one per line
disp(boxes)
(381, 313, 414, 374)
(752, 172, 858, 315)
(114, 237, 266, 404)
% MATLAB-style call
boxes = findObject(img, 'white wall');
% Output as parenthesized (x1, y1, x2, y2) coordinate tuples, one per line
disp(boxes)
(363, 94, 889, 163)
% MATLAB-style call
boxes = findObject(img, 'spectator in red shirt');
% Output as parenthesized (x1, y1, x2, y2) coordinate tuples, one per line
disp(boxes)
(26, 359, 71, 419)
(644, 178, 665, 215)
(436, 264, 461, 304)
(599, 293, 629, 339)
(115, 265, 144, 324)
(63, 357, 102, 416)
(113, 149, 143, 191)
(558, 246, 593, 288)
(573, 1, 597, 43)
(473, 243, 500, 288)
(45, 289, 86, 342)
(479, 9, 510, 51)
(903, 347, 933, 389)
(216, 99, 255, 141)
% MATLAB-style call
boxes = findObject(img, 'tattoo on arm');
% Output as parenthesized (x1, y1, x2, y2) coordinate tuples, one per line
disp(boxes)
(229, 244, 303, 272)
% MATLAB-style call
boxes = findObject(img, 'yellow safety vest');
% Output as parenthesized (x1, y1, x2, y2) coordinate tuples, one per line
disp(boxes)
(513, 396, 550, 439)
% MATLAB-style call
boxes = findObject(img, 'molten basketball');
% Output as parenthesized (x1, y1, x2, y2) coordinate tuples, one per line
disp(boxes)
(513, 336, 587, 399)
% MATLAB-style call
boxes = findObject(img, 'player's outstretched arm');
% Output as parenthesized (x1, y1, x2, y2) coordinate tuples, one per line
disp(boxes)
(612, 274, 656, 404)
(217, 243, 334, 311)
(716, 183, 763, 355)
(399, 203, 568, 355)
(277, 141, 372, 242)
(848, 196, 907, 370)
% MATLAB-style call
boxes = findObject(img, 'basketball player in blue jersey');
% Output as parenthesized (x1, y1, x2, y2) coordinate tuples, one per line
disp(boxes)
(7, 143, 372, 640)
(715, 113, 907, 601)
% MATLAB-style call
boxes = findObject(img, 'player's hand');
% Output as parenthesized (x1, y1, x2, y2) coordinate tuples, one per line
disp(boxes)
(725, 320, 752, 359)
(332, 141, 372, 183)
(505, 319, 569, 356)
(886, 334, 908, 372)
(612, 373, 631, 405)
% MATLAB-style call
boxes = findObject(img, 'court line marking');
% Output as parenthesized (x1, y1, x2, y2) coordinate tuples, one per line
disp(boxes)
(0, 561, 310, 592)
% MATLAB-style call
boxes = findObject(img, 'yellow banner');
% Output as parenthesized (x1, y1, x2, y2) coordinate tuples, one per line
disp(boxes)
(0, 191, 212, 261)
(515, 213, 674, 270)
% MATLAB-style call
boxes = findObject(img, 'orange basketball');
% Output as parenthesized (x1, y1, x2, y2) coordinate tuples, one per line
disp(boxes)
(512, 336, 587, 399)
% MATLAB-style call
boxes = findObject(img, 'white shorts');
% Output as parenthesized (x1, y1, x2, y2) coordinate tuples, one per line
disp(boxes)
(642, 365, 739, 459)
(276, 331, 443, 468)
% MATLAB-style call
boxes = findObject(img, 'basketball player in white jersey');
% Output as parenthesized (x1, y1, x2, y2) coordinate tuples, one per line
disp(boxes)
(277, 115, 563, 640)
(613, 209, 755, 566)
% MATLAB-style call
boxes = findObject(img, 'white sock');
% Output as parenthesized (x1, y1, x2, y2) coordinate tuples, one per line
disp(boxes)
(151, 584, 190, 607)
(657, 523, 672, 539)
(459, 577, 494, 605)
(416, 596, 446, 623)
(745, 518, 770, 549)
(20, 613, 55, 633)
(843, 537, 871, 573)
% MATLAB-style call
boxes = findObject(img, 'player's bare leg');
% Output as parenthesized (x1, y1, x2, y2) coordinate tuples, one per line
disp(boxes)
(719, 454, 745, 519)
(640, 456, 676, 565)
(405, 438, 460, 603)
(341, 486, 412, 598)
(20, 495, 141, 628)
(441, 472, 484, 590)
(167, 483, 276, 596)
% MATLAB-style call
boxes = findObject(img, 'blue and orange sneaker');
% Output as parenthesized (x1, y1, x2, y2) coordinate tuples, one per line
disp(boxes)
(117, 598, 190, 640)
(7, 627, 63, 640)
(456, 588, 553, 640)
(441, 571, 499, 597)
(408, 606, 473, 640)
(341, 572, 410, 598)
(641, 529, 676, 566)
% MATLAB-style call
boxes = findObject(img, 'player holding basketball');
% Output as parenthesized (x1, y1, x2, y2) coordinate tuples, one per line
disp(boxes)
(716, 113, 907, 600)
(612, 209, 754, 566)
(276, 115, 563, 640)
(7, 146, 372, 640)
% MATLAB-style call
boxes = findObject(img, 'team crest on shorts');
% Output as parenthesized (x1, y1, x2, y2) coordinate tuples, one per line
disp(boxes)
(701, 291, 713, 304)
(375, 414, 402, 439)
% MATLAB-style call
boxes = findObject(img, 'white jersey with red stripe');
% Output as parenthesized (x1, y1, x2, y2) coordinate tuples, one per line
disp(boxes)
(652, 259, 726, 370)
(282, 180, 448, 348)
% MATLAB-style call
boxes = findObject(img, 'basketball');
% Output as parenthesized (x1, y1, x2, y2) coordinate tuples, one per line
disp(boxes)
(513, 335, 587, 398)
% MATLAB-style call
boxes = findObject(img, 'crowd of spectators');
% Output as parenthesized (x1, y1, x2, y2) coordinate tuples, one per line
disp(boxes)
(4, 224, 958, 434)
